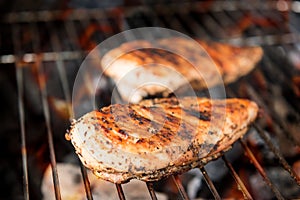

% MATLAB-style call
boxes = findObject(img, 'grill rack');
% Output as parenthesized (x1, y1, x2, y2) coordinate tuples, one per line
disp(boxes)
(2, 1, 300, 199)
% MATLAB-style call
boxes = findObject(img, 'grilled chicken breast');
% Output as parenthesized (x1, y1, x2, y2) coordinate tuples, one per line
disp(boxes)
(66, 97, 258, 183)
(101, 38, 263, 103)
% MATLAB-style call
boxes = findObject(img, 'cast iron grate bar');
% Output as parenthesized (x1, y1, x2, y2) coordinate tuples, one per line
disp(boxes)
(259, 46, 300, 113)
(0, 51, 83, 64)
(116, 183, 126, 200)
(228, 85, 300, 187)
(13, 24, 30, 200)
(156, 7, 188, 34)
(46, 18, 94, 199)
(1, 2, 287, 24)
(253, 123, 300, 185)
(244, 83, 300, 147)
(199, 167, 221, 200)
(228, 74, 300, 183)
(16, 61, 30, 200)
(222, 155, 253, 199)
(146, 182, 158, 200)
(48, 21, 73, 119)
(172, 175, 190, 200)
(175, 11, 209, 39)
(37, 52, 62, 200)
(239, 139, 285, 200)
(64, 17, 97, 200)
(79, 163, 94, 200)
(29, 21, 62, 200)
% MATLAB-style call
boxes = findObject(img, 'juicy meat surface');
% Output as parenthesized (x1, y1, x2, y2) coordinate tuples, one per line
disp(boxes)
(67, 97, 258, 183)
(101, 38, 263, 103)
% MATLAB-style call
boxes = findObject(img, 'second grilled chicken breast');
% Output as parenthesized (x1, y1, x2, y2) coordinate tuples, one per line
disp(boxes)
(101, 38, 263, 103)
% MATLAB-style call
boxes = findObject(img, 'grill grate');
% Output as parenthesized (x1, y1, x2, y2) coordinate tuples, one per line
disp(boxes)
(222, 155, 253, 199)
(199, 167, 221, 200)
(239, 139, 284, 200)
(1, 1, 300, 199)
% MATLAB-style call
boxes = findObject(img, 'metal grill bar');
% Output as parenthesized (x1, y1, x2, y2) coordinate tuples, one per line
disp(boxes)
(176, 11, 208, 39)
(222, 155, 253, 199)
(1, 5, 299, 63)
(227, 84, 300, 197)
(1, 2, 289, 24)
(239, 139, 285, 200)
(46, 18, 94, 199)
(253, 123, 300, 185)
(79, 162, 94, 200)
(146, 182, 158, 200)
(201, 12, 227, 38)
(16, 64, 30, 200)
(2, 34, 299, 64)
(199, 167, 221, 200)
(245, 80, 300, 147)
(44, 14, 96, 199)
(13, 24, 30, 200)
(0, 51, 83, 64)
(48, 22, 73, 119)
(156, 7, 187, 34)
(172, 175, 190, 200)
(116, 184, 126, 200)
(29, 21, 62, 200)
(37, 60, 62, 200)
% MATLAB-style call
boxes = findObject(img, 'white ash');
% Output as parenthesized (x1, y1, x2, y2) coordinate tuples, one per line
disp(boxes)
(41, 163, 167, 200)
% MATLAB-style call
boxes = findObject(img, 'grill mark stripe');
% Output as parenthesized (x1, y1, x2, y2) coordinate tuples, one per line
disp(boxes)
(92, 100, 213, 153)
(131, 105, 198, 142)
(182, 108, 211, 121)
(145, 48, 181, 66)
(96, 105, 181, 151)
(129, 105, 180, 138)
(130, 50, 147, 62)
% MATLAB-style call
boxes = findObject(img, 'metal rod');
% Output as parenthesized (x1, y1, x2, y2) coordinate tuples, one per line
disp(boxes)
(0, 51, 84, 64)
(2, 2, 288, 24)
(175, 11, 208, 39)
(16, 64, 30, 200)
(115, 184, 126, 200)
(38, 64, 62, 200)
(253, 123, 300, 186)
(146, 182, 158, 200)
(159, 8, 187, 34)
(12, 24, 30, 200)
(65, 18, 109, 199)
(172, 175, 190, 200)
(30, 21, 62, 200)
(222, 155, 253, 200)
(48, 21, 73, 120)
(47, 19, 94, 199)
(245, 83, 300, 147)
(199, 167, 221, 200)
(64, 20, 83, 51)
(239, 139, 285, 200)
(79, 162, 94, 200)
